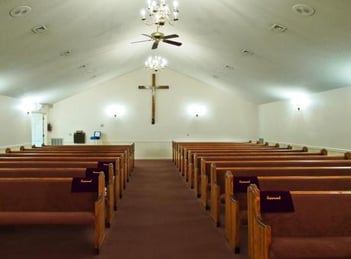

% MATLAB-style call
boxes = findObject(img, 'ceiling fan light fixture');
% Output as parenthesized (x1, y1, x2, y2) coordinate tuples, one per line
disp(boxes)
(131, 30, 182, 49)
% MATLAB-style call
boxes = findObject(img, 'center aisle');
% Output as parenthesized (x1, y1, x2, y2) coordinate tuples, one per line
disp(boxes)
(102, 159, 244, 259)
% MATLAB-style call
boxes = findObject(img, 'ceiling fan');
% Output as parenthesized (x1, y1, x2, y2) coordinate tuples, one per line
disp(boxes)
(131, 30, 182, 49)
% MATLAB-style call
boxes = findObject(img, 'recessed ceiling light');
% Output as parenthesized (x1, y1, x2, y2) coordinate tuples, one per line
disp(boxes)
(292, 4, 315, 16)
(9, 5, 32, 17)
(271, 24, 288, 33)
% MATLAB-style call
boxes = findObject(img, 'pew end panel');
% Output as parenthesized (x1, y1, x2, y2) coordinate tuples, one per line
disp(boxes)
(224, 171, 241, 253)
(200, 174, 210, 209)
(88, 163, 114, 227)
(210, 183, 221, 227)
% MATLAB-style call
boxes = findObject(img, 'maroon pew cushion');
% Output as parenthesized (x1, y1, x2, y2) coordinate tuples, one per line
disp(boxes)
(260, 190, 294, 213)
(71, 177, 98, 193)
(234, 176, 259, 193)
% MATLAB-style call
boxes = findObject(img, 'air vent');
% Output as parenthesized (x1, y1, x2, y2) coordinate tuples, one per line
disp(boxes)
(32, 25, 48, 34)
(60, 50, 73, 56)
(9, 5, 32, 17)
(292, 4, 315, 16)
(271, 24, 287, 33)
(241, 49, 254, 56)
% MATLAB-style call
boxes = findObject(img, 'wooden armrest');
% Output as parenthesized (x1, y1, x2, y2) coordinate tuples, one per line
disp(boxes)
(253, 216, 271, 259)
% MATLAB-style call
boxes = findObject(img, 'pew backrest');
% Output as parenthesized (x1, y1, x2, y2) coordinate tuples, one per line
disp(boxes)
(247, 184, 351, 259)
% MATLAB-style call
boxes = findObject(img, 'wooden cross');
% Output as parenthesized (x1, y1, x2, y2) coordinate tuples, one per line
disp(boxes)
(138, 73, 169, 124)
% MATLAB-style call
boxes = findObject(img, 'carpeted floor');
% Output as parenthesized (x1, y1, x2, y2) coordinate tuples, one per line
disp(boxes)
(0, 160, 247, 259)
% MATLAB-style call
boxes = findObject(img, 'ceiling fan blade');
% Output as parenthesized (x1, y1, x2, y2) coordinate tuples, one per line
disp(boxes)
(152, 40, 159, 49)
(162, 39, 182, 46)
(163, 34, 179, 39)
(142, 33, 153, 39)
(130, 39, 153, 44)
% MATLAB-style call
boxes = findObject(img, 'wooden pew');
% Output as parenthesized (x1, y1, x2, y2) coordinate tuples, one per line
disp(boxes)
(0, 160, 117, 217)
(0, 152, 125, 202)
(172, 141, 257, 167)
(193, 150, 345, 196)
(208, 164, 351, 220)
(200, 154, 350, 208)
(6, 147, 130, 175)
(187, 146, 310, 180)
(182, 145, 296, 177)
(5, 150, 130, 182)
(0, 160, 98, 168)
(209, 159, 351, 201)
(0, 153, 125, 201)
(22, 144, 135, 172)
(174, 141, 271, 173)
(0, 173, 105, 254)
(22, 143, 135, 171)
(209, 161, 351, 231)
(194, 154, 350, 197)
(205, 166, 351, 253)
(226, 173, 351, 253)
(247, 184, 351, 259)
(0, 166, 114, 227)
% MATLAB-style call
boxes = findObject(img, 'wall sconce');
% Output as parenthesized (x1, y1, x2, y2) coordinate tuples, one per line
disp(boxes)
(20, 99, 42, 115)
(105, 104, 126, 118)
(291, 94, 310, 111)
(187, 104, 207, 118)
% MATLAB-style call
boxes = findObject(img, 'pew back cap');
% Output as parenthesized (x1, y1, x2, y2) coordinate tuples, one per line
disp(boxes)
(320, 148, 328, 155)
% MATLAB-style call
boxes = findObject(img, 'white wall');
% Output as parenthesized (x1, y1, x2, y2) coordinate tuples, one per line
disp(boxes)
(0, 95, 31, 152)
(259, 86, 351, 153)
(50, 68, 258, 158)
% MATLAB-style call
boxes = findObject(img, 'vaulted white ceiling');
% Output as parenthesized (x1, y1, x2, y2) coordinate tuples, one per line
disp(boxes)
(1, 0, 351, 105)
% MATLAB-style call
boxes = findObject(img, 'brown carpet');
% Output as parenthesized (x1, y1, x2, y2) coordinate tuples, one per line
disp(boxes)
(0, 160, 247, 259)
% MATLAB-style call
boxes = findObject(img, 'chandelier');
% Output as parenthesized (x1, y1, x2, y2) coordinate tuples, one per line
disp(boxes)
(145, 55, 168, 72)
(140, 0, 179, 26)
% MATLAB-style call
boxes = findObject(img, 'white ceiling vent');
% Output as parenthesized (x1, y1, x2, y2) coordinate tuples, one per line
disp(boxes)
(292, 4, 315, 16)
(32, 25, 48, 34)
(241, 49, 254, 56)
(60, 50, 73, 56)
(225, 64, 234, 70)
(9, 5, 32, 17)
(271, 24, 287, 33)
